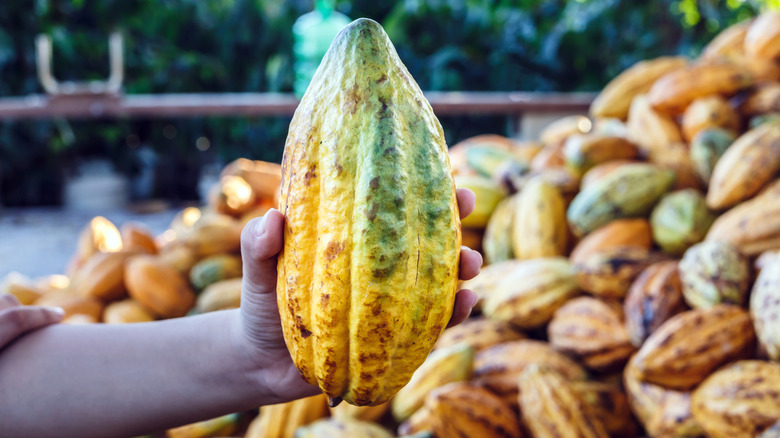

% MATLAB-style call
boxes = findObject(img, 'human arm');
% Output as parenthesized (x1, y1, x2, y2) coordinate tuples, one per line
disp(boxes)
(0, 189, 481, 438)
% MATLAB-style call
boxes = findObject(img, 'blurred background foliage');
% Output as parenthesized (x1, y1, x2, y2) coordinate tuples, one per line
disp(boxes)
(0, 0, 775, 205)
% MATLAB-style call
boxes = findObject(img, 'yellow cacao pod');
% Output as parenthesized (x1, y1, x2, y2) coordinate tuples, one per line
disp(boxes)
(245, 394, 328, 438)
(512, 177, 568, 260)
(125, 255, 196, 319)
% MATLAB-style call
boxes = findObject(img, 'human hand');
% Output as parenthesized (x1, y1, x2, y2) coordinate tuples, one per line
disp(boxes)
(237, 188, 482, 402)
(0, 294, 64, 349)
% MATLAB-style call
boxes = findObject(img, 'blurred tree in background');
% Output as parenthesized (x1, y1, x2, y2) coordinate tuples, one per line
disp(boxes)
(0, 0, 774, 205)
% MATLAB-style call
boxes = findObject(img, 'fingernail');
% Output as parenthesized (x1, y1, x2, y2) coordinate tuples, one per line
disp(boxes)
(255, 215, 268, 237)
(43, 306, 65, 316)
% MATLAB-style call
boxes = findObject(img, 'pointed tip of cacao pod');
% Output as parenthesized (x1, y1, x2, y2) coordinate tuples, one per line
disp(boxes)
(327, 396, 343, 408)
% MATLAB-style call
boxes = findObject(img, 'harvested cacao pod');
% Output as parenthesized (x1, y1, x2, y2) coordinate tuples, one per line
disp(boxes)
(68, 251, 135, 301)
(540, 115, 592, 145)
(295, 417, 393, 438)
(650, 189, 717, 255)
(750, 256, 780, 360)
(529, 139, 567, 172)
(219, 158, 282, 203)
(647, 59, 753, 115)
(571, 381, 639, 438)
(473, 340, 588, 411)
(120, 223, 158, 255)
(391, 343, 474, 422)
(245, 394, 329, 438)
(189, 254, 242, 291)
(424, 382, 523, 438)
(330, 401, 390, 424)
(741, 83, 780, 116)
(1, 272, 45, 305)
(631, 304, 755, 390)
(183, 213, 242, 257)
(125, 255, 196, 319)
(680, 95, 740, 142)
(567, 163, 674, 237)
(706, 120, 780, 210)
(706, 179, 780, 255)
(579, 159, 637, 190)
(277, 19, 461, 406)
(434, 317, 525, 353)
(692, 361, 780, 438)
(454, 175, 506, 228)
(562, 134, 638, 174)
(460, 259, 522, 309)
(590, 56, 688, 120)
(195, 278, 243, 313)
(626, 95, 683, 156)
(481, 257, 580, 329)
(623, 358, 704, 437)
(745, 11, 780, 59)
(624, 260, 687, 347)
(689, 127, 734, 184)
(208, 175, 258, 217)
(35, 289, 104, 321)
(678, 240, 751, 308)
(512, 177, 568, 260)
(548, 296, 635, 371)
(103, 299, 155, 324)
(167, 413, 239, 438)
(157, 244, 199, 276)
(646, 141, 702, 190)
(518, 365, 609, 438)
(701, 19, 751, 59)
(574, 246, 667, 299)
(482, 195, 516, 264)
(569, 218, 652, 265)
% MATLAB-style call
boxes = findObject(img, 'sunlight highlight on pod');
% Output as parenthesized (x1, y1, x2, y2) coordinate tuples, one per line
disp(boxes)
(221, 176, 254, 210)
(90, 216, 123, 253)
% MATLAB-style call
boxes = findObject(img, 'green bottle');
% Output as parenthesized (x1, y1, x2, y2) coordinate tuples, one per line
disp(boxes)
(292, 0, 351, 97)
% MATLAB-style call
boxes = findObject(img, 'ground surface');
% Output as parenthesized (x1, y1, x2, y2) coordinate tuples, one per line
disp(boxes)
(0, 206, 181, 279)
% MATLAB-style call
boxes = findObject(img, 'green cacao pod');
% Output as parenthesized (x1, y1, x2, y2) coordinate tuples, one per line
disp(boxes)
(679, 241, 751, 309)
(454, 175, 506, 228)
(189, 254, 243, 291)
(277, 18, 461, 407)
(689, 128, 734, 185)
(567, 163, 675, 237)
(650, 189, 717, 256)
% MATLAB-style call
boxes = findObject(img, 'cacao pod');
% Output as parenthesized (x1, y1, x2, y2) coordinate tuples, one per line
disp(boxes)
(277, 19, 460, 406)
(650, 189, 717, 255)
(574, 246, 668, 299)
(35, 289, 103, 321)
(647, 59, 753, 115)
(473, 340, 588, 411)
(579, 159, 637, 190)
(706, 179, 780, 255)
(103, 299, 155, 324)
(220, 158, 282, 203)
(196, 277, 243, 313)
(631, 304, 755, 390)
(189, 254, 242, 291)
(167, 413, 239, 438)
(680, 95, 740, 142)
(68, 250, 135, 301)
(391, 343, 474, 422)
(707, 120, 780, 210)
(701, 19, 752, 59)
(741, 82, 780, 116)
(245, 394, 329, 438)
(512, 177, 568, 260)
(679, 240, 751, 309)
(539, 115, 592, 145)
(563, 134, 639, 174)
(518, 365, 609, 438)
(482, 257, 580, 329)
(120, 223, 158, 255)
(548, 296, 635, 372)
(745, 12, 780, 59)
(125, 255, 196, 319)
(692, 360, 780, 438)
(750, 256, 780, 360)
(626, 95, 683, 156)
(571, 381, 639, 438)
(295, 418, 393, 438)
(569, 218, 652, 265)
(689, 127, 734, 184)
(1, 272, 44, 305)
(434, 317, 525, 353)
(590, 56, 688, 120)
(482, 195, 516, 264)
(567, 163, 674, 237)
(624, 260, 687, 347)
(454, 175, 506, 228)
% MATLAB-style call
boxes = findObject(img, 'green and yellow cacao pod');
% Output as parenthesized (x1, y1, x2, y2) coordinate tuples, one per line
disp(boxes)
(482, 194, 516, 264)
(454, 175, 506, 228)
(567, 163, 675, 237)
(650, 189, 717, 256)
(277, 19, 461, 407)
(189, 254, 242, 291)
(689, 127, 734, 184)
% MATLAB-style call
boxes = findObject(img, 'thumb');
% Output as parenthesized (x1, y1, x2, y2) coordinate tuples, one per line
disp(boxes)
(240, 208, 284, 296)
